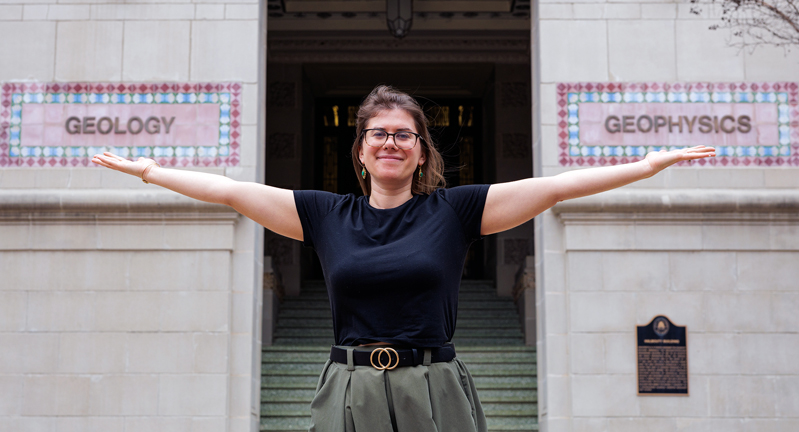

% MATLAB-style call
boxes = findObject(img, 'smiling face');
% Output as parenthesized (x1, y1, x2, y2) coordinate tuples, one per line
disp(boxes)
(358, 109, 427, 192)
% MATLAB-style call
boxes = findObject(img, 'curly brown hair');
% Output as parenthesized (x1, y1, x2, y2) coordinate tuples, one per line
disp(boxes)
(351, 85, 446, 196)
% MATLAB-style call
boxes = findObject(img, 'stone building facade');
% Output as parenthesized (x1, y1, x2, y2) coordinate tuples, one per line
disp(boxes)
(0, 1, 797, 432)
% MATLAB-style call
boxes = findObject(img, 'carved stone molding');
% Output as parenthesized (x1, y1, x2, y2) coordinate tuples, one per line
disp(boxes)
(268, 32, 530, 64)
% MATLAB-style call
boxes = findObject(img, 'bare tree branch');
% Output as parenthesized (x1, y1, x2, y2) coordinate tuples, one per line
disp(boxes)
(690, 0, 799, 51)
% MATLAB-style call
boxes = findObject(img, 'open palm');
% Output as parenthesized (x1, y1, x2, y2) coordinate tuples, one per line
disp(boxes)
(645, 146, 716, 174)
(91, 152, 155, 179)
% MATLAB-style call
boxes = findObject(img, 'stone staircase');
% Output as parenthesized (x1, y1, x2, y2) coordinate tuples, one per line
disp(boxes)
(261, 280, 538, 431)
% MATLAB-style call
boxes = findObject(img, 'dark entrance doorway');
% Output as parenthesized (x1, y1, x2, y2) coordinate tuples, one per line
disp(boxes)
(306, 96, 486, 279)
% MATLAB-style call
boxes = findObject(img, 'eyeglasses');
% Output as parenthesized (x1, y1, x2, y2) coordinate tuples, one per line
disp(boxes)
(362, 129, 422, 150)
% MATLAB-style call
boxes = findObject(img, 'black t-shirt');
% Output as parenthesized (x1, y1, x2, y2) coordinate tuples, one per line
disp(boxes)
(293, 185, 490, 347)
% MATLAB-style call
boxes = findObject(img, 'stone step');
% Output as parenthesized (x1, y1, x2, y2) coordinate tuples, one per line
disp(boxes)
(277, 308, 517, 319)
(279, 299, 517, 311)
(262, 375, 319, 389)
(261, 418, 538, 432)
(275, 317, 523, 329)
(273, 327, 524, 338)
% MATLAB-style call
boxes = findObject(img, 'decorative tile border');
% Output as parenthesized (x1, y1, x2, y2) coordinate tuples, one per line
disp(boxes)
(557, 82, 799, 167)
(0, 82, 241, 168)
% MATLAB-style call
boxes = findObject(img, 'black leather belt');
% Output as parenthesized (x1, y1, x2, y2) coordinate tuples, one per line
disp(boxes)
(329, 344, 456, 370)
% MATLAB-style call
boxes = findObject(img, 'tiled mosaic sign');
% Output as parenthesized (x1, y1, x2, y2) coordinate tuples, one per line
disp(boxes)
(0, 82, 241, 167)
(557, 82, 799, 167)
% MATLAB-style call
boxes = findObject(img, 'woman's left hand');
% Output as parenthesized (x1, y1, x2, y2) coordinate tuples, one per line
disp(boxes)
(645, 145, 716, 175)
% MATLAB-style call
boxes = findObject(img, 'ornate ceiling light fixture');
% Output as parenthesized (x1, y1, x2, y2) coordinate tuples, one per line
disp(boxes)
(386, 0, 413, 39)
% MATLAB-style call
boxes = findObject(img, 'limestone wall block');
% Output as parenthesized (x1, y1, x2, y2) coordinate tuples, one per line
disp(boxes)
(545, 333, 569, 375)
(708, 376, 776, 417)
(91, 4, 194, 20)
(543, 249, 566, 293)
(571, 333, 605, 374)
(163, 224, 235, 250)
(88, 375, 159, 415)
(540, 20, 608, 82)
(190, 20, 258, 82)
(703, 292, 771, 332)
(241, 83, 259, 125)
(0, 22, 55, 80)
(0, 376, 23, 415)
(571, 292, 635, 332)
(539, 4, 572, 19)
(0, 417, 54, 432)
(639, 374, 708, 417)
(122, 20, 190, 81)
(158, 374, 227, 415)
(675, 20, 745, 81)
(696, 168, 765, 189)
(0, 291, 26, 331)
(193, 333, 229, 373)
(568, 251, 604, 291)
(540, 125, 560, 168)
(745, 46, 799, 81)
(545, 292, 568, 334)
(601, 252, 670, 291)
(129, 251, 231, 291)
(94, 292, 160, 332)
(27, 292, 95, 331)
(123, 417, 190, 432)
(764, 169, 799, 189)
(609, 19, 676, 80)
(230, 333, 252, 375)
(690, 333, 743, 375)
(22, 375, 90, 416)
(160, 291, 229, 331)
(603, 333, 636, 374)
(229, 375, 251, 417)
(771, 292, 799, 332)
(22, 4, 48, 19)
(57, 332, 126, 374)
(564, 223, 635, 250)
(774, 377, 799, 417)
(572, 374, 639, 416)
(0, 5, 23, 20)
(47, 5, 90, 20)
(669, 252, 737, 291)
(702, 224, 771, 250)
(196, 4, 225, 20)
(633, 224, 703, 250)
(96, 224, 167, 250)
(738, 333, 799, 375)
(225, 3, 258, 19)
(125, 333, 194, 373)
(636, 291, 704, 331)
(606, 417, 677, 432)
(190, 417, 228, 432)
(55, 21, 123, 81)
(56, 417, 125, 432)
(572, 418, 608, 432)
(641, 3, 677, 19)
(0, 333, 58, 373)
(30, 223, 98, 250)
(737, 252, 799, 291)
(544, 375, 572, 418)
(231, 290, 255, 334)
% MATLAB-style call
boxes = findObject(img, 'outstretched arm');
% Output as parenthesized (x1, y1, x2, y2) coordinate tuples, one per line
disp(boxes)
(481, 146, 715, 235)
(92, 153, 303, 241)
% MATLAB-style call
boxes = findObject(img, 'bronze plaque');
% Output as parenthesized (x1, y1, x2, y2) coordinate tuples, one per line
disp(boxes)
(637, 315, 688, 396)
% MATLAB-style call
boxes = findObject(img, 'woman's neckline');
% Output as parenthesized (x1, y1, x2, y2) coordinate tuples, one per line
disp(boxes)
(364, 194, 419, 211)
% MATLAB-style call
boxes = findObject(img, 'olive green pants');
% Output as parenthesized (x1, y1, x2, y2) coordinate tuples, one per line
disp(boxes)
(308, 355, 487, 432)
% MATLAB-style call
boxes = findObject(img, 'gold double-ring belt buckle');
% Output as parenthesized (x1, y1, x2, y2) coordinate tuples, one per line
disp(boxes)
(369, 347, 399, 370)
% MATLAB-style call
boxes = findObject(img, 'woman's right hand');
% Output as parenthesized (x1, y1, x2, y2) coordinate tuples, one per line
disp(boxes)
(92, 152, 156, 180)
